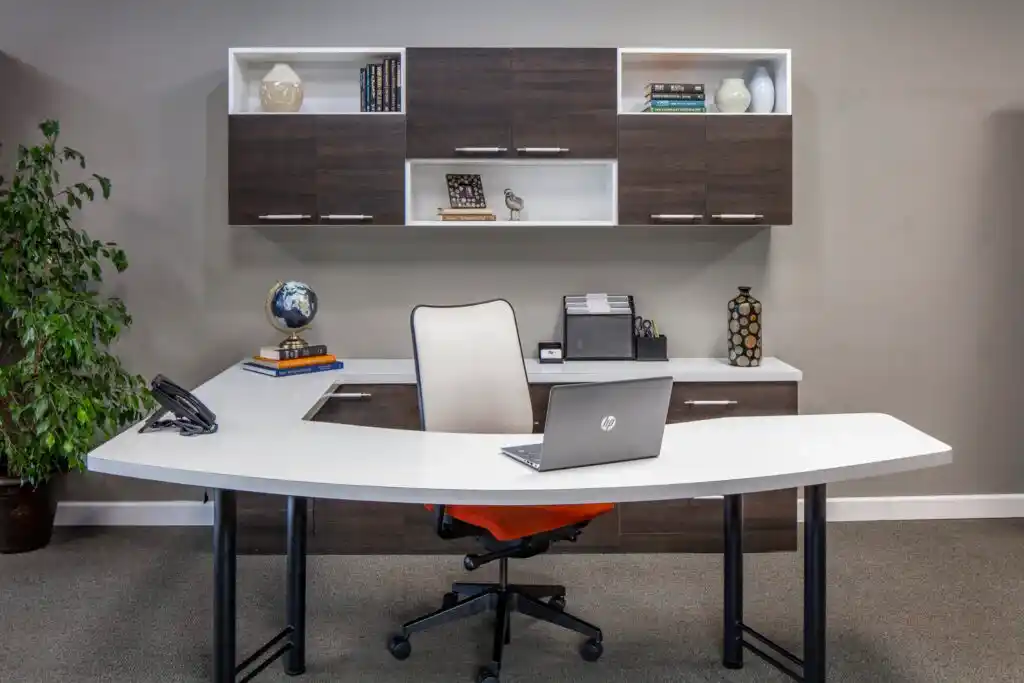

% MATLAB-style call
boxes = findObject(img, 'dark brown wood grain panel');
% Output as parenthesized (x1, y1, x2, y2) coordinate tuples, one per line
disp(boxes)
(405, 48, 512, 158)
(706, 116, 793, 225)
(315, 117, 407, 225)
(309, 384, 421, 429)
(617, 116, 708, 225)
(511, 48, 618, 158)
(228, 115, 317, 225)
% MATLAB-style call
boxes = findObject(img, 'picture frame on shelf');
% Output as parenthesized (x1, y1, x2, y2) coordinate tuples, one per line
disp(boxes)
(446, 174, 487, 209)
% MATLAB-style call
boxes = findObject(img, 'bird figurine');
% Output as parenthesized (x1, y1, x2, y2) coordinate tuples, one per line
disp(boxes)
(503, 188, 524, 221)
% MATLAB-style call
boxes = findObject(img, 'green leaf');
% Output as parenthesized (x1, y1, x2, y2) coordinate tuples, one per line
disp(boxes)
(76, 407, 88, 424)
(94, 175, 111, 200)
(45, 433, 55, 449)
(74, 182, 95, 201)
(40, 120, 59, 139)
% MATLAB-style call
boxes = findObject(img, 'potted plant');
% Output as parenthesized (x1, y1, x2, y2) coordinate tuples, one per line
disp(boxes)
(0, 120, 153, 553)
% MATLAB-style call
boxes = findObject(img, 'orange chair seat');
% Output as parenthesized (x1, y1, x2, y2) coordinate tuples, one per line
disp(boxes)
(426, 503, 614, 542)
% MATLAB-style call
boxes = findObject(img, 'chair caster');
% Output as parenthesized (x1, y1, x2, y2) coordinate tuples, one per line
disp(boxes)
(387, 634, 411, 661)
(580, 638, 604, 662)
(547, 595, 566, 611)
(442, 591, 459, 609)
(476, 664, 500, 683)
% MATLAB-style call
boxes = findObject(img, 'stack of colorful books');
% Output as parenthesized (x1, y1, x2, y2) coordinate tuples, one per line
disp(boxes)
(242, 344, 344, 378)
(643, 83, 706, 113)
(359, 57, 402, 112)
(436, 207, 496, 222)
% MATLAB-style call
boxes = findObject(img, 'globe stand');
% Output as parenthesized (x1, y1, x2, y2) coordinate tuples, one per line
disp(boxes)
(279, 332, 309, 350)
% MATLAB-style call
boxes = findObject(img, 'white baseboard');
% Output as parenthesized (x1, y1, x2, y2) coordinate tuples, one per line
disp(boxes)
(795, 494, 1024, 523)
(55, 501, 213, 527)
(53, 494, 1024, 527)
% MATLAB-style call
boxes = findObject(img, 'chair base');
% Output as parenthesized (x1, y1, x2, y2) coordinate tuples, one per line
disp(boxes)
(388, 573, 603, 681)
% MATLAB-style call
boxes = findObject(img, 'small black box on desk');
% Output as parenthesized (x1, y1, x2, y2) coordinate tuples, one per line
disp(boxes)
(635, 335, 668, 361)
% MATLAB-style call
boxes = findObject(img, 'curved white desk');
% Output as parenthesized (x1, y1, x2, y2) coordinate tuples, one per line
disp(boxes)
(87, 363, 952, 683)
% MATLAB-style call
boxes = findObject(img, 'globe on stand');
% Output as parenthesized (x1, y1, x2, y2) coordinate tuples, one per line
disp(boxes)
(265, 280, 319, 350)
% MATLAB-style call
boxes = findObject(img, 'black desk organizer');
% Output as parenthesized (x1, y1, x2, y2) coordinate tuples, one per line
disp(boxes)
(634, 334, 668, 361)
(562, 295, 636, 361)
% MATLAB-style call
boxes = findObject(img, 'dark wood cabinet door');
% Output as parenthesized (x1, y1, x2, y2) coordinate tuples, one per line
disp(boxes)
(406, 48, 512, 158)
(617, 116, 708, 225)
(315, 117, 406, 225)
(706, 116, 793, 225)
(228, 116, 317, 225)
(511, 48, 618, 159)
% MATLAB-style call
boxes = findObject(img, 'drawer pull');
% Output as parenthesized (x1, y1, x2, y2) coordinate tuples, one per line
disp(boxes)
(258, 214, 312, 221)
(321, 214, 373, 221)
(683, 399, 739, 406)
(454, 146, 508, 154)
(711, 213, 765, 222)
(516, 147, 570, 154)
(651, 214, 703, 222)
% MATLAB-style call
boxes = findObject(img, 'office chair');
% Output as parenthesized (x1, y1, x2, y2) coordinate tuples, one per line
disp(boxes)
(387, 299, 612, 683)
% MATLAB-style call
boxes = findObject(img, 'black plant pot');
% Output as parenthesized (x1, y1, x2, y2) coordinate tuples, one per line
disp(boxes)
(0, 476, 59, 554)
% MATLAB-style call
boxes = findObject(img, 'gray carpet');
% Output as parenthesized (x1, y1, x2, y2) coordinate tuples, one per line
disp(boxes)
(1, 520, 1022, 682)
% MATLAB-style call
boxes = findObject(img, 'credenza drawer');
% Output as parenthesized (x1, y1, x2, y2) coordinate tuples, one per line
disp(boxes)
(668, 381, 797, 423)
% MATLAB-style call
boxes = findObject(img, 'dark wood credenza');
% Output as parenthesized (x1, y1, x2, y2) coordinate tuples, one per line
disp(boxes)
(236, 380, 798, 555)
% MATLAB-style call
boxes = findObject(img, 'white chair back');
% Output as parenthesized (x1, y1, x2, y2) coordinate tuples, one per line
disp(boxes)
(411, 299, 534, 434)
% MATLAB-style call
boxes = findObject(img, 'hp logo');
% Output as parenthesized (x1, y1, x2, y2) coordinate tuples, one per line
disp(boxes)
(600, 415, 617, 432)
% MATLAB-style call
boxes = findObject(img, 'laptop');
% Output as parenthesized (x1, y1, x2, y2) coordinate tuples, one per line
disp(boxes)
(501, 376, 673, 471)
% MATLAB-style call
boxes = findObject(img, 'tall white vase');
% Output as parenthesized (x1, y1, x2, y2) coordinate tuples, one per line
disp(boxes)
(260, 63, 304, 113)
(715, 78, 751, 113)
(749, 66, 776, 114)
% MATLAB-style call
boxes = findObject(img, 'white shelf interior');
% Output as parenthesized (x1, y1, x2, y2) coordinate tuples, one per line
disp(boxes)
(229, 47, 404, 114)
(618, 48, 791, 115)
(406, 160, 617, 226)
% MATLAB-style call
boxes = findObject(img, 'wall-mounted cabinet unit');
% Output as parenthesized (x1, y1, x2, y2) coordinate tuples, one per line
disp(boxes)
(226, 46, 792, 227)
(406, 47, 618, 159)
(618, 115, 792, 226)
(406, 159, 616, 226)
(228, 116, 405, 225)
(229, 47, 405, 115)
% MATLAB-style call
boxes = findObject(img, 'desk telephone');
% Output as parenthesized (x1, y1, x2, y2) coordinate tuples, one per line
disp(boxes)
(139, 374, 218, 436)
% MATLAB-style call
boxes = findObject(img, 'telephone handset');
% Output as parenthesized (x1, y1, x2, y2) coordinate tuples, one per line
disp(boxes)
(140, 374, 218, 436)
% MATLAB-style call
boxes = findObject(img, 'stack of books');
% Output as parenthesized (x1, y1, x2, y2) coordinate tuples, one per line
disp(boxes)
(437, 207, 497, 222)
(242, 344, 344, 378)
(643, 82, 706, 113)
(359, 57, 402, 112)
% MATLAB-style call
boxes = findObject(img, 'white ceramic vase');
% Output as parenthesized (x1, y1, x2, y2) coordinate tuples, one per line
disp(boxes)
(749, 66, 776, 114)
(715, 78, 751, 113)
(260, 63, 304, 113)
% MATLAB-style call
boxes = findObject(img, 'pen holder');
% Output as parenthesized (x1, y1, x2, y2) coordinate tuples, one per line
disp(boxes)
(635, 335, 668, 362)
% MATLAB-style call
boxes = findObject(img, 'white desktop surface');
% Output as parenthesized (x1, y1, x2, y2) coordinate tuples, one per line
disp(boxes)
(87, 361, 951, 505)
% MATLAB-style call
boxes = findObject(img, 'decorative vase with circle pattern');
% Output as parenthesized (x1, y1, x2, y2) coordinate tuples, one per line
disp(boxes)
(727, 286, 762, 367)
(260, 63, 304, 113)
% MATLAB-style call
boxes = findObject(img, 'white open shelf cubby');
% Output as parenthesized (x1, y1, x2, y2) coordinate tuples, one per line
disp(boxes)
(618, 48, 791, 115)
(406, 159, 617, 227)
(228, 47, 405, 115)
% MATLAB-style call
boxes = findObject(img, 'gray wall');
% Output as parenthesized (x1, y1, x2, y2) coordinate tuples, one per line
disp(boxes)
(1, 0, 1022, 501)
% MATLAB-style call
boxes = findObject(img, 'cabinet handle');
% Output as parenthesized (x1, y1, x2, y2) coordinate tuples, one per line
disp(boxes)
(683, 399, 739, 406)
(712, 213, 765, 222)
(321, 214, 373, 221)
(651, 213, 704, 222)
(454, 147, 508, 154)
(258, 214, 312, 221)
(516, 147, 570, 154)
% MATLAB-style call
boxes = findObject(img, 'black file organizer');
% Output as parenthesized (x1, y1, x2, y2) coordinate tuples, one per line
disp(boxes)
(562, 295, 636, 361)
(634, 334, 668, 361)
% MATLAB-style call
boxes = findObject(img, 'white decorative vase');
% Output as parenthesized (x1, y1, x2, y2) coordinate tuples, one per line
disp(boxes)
(748, 66, 776, 114)
(715, 78, 751, 113)
(260, 63, 304, 113)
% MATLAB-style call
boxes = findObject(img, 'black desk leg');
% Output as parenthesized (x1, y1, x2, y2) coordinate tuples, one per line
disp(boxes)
(214, 489, 238, 683)
(804, 484, 827, 682)
(285, 496, 308, 676)
(722, 493, 744, 669)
